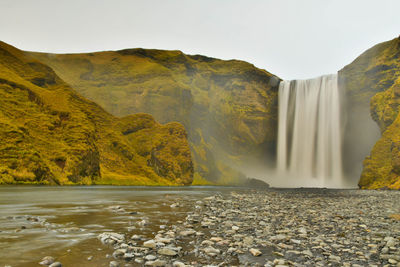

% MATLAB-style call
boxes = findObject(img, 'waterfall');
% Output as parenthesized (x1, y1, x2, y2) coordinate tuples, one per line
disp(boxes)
(276, 74, 343, 188)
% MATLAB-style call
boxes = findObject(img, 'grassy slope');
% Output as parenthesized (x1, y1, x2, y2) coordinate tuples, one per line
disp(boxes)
(30, 49, 280, 184)
(340, 37, 400, 189)
(0, 41, 193, 185)
(28, 37, 400, 189)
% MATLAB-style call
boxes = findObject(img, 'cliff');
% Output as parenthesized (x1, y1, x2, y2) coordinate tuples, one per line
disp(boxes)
(0, 41, 193, 185)
(12, 36, 400, 188)
(29, 49, 280, 184)
(340, 37, 400, 189)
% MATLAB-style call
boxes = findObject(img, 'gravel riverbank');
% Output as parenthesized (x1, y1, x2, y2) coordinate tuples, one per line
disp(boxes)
(97, 189, 400, 267)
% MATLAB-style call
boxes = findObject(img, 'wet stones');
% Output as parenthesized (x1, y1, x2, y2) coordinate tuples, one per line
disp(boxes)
(96, 189, 400, 266)
(36, 255, 61, 267)
(109, 261, 119, 267)
(98, 232, 125, 246)
(39, 256, 55, 265)
(38, 256, 61, 267)
(112, 249, 126, 258)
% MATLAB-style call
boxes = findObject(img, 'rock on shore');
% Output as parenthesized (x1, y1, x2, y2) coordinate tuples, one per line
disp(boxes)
(98, 189, 400, 266)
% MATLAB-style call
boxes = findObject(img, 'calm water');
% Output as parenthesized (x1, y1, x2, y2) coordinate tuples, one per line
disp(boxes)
(0, 186, 234, 267)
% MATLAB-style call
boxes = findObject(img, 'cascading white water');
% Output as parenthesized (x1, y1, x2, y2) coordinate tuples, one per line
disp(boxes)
(276, 74, 343, 188)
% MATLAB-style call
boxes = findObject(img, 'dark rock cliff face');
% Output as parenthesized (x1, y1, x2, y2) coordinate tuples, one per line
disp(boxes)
(0, 41, 193, 185)
(30, 49, 280, 184)
(340, 37, 400, 189)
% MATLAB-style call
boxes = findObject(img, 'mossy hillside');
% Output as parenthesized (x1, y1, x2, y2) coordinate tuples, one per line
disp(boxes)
(340, 37, 400, 189)
(340, 37, 400, 105)
(114, 114, 193, 185)
(30, 49, 280, 183)
(360, 76, 400, 190)
(0, 41, 193, 185)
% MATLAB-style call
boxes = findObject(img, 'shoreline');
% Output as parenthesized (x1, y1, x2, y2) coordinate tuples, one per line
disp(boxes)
(95, 189, 400, 266)
(0, 188, 399, 266)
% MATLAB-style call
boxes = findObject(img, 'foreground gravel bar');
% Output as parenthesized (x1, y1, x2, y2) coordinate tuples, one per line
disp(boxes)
(99, 189, 400, 267)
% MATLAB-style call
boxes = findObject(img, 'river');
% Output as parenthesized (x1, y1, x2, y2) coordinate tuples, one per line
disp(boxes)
(0, 186, 228, 267)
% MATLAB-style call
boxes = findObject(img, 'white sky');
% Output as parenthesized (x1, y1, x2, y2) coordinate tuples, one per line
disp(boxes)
(0, 0, 399, 79)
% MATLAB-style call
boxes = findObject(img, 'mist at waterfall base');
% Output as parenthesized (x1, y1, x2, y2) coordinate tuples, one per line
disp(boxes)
(238, 73, 381, 189)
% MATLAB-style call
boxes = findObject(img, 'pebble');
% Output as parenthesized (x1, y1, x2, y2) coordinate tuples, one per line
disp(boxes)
(329, 255, 341, 262)
(143, 240, 157, 248)
(201, 240, 214, 246)
(145, 259, 167, 266)
(39, 256, 55, 265)
(98, 232, 125, 245)
(179, 230, 196, 236)
(172, 261, 185, 267)
(249, 248, 262, 256)
(209, 237, 222, 242)
(123, 253, 135, 260)
(113, 249, 126, 258)
(157, 248, 177, 256)
(137, 219, 149, 227)
(302, 249, 313, 257)
(203, 246, 220, 256)
(145, 255, 157, 261)
(386, 237, 397, 247)
(135, 258, 144, 264)
(131, 234, 142, 240)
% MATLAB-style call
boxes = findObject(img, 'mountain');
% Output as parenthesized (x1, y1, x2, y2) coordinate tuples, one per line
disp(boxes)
(29, 49, 280, 184)
(5, 36, 400, 189)
(340, 36, 400, 189)
(0, 41, 193, 185)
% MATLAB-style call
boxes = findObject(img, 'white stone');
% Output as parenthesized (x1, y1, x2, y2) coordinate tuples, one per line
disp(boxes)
(249, 248, 262, 256)
(143, 240, 157, 248)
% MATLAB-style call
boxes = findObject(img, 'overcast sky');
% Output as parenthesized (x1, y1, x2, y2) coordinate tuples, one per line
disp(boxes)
(1, 0, 399, 79)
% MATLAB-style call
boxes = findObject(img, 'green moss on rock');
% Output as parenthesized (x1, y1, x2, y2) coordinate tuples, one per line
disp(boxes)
(29, 48, 280, 184)
(0, 41, 193, 185)
(340, 37, 400, 189)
